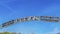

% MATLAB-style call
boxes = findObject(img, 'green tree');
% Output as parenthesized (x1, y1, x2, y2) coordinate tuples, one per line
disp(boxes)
(11, 32, 16, 34)
(2, 32, 10, 34)
(31, 32, 34, 34)
(0, 32, 3, 34)
(18, 32, 21, 34)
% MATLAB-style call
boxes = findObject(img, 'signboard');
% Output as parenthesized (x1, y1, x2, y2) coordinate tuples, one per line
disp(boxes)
(0, 16, 60, 28)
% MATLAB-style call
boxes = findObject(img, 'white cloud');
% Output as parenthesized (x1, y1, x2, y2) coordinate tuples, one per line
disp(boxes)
(47, 28, 60, 34)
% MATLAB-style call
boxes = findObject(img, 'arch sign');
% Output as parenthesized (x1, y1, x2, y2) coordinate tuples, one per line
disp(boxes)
(0, 16, 60, 28)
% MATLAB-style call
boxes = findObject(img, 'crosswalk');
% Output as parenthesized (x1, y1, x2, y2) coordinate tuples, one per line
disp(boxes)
(0, 16, 60, 28)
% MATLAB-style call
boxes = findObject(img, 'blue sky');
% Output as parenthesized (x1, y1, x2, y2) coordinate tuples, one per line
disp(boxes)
(0, 0, 60, 34)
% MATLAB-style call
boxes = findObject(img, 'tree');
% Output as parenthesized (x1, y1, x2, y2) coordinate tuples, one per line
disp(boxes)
(0, 32, 3, 34)
(11, 32, 16, 34)
(18, 32, 21, 34)
(2, 32, 10, 34)
(31, 32, 34, 34)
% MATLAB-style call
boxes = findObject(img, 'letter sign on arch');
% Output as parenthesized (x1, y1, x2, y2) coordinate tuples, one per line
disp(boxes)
(0, 16, 60, 29)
